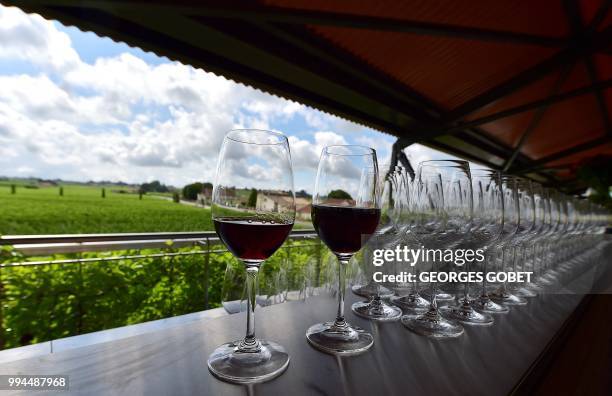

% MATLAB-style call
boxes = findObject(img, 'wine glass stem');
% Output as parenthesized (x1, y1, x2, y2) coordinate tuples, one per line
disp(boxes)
(481, 251, 488, 297)
(334, 258, 349, 328)
(463, 260, 470, 301)
(429, 259, 438, 310)
(411, 257, 420, 294)
(239, 264, 261, 352)
(499, 247, 508, 294)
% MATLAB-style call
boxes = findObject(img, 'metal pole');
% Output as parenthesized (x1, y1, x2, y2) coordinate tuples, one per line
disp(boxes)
(77, 251, 84, 335)
(169, 246, 175, 317)
(0, 264, 4, 349)
(316, 238, 322, 288)
(203, 238, 210, 310)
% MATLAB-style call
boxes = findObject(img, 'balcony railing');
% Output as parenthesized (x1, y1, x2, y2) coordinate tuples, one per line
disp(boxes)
(0, 229, 323, 349)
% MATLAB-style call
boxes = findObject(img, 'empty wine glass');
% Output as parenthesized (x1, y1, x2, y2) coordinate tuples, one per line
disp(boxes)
(440, 168, 502, 325)
(534, 189, 563, 289)
(401, 160, 470, 338)
(306, 145, 381, 355)
(208, 129, 295, 384)
(471, 174, 516, 314)
(351, 165, 403, 321)
(490, 177, 530, 306)
(351, 164, 397, 300)
(515, 182, 548, 298)
(390, 166, 430, 313)
(221, 257, 247, 314)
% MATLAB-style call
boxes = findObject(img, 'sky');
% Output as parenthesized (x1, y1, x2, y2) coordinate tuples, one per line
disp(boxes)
(0, 4, 452, 193)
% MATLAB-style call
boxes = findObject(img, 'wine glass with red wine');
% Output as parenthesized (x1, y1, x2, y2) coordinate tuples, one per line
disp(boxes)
(207, 129, 295, 384)
(306, 145, 381, 355)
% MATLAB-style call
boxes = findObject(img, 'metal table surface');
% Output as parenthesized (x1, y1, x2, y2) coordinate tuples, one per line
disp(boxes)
(0, 245, 609, 396)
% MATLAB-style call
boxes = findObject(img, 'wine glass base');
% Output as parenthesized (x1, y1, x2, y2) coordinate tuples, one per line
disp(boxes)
(490, 290, 527, 306)
(527, 282, 545, 293)
(390, 294, 430, 313)
(420, 288, 456, 303)
(515, 286, 537, 298)
(207, 340, 290, 384)
(401, 311, 464, 339)
(538, 275, 556, 286)
(472, 296, 509, 314)
(306, 322, 373, 355)
(351, 300, 402, 321)
(439, 302, 494, 326)
(351, 283, 394, 298)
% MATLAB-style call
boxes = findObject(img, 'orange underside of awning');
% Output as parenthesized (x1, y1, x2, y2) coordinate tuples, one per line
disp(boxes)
(5, 0, 612, 192)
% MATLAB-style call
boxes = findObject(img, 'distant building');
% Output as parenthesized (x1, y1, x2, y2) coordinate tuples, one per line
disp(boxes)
(295, 197, 311, 220)
(256, 193, 287, 212)
(256, 193, 312, 220)
(197, 186, 213, 205)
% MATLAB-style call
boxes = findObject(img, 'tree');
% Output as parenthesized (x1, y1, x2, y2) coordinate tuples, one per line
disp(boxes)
(577, 155, 612, 209)
(296, 189, 312, 199)
(247, 188, 257, 207)
(328, 189, 352, 200)
(139, 180, 169, 194)
(172, 192, 180, 203)
(182, 182, 203, 201)
(59, 187, 64, 196)
(101, 188, 106, 198)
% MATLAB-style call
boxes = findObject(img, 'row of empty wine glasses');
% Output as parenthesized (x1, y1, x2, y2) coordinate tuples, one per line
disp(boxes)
(350, 159, 610, 339)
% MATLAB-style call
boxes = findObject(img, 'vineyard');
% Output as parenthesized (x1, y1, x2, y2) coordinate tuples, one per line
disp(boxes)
(0, 184, 213, 234)
(0, 184, 324, 349)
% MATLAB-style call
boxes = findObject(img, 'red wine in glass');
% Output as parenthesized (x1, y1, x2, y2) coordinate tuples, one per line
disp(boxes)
(311, 204, 381, 254)
(214, 218, 293, 261)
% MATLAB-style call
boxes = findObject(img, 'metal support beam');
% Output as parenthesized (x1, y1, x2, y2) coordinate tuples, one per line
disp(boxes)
(585, 0, 611, 32)
(502, 62, 574, 171)
(416, 79, 612, 139)
(563, 0, 612, 139)
(389, 139, 416, 179)
(585, 59, 612, 137)
(512, 136, 610, 174)
(441, 25, 612, 122)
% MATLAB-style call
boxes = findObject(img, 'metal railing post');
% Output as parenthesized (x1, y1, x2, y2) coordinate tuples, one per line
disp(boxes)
(0, 264, 4, 349)
(168, 245, 175, 317)
(316, 238, 322, 288)
(203, 238, 210, 310)
(77, 256, 84, 335)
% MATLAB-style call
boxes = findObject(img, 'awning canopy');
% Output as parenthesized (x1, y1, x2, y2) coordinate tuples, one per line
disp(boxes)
(7, 0, 612, 193)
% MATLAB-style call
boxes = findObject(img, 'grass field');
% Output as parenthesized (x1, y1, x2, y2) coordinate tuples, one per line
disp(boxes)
(0, 184, 311, 234)
(0, 184, 213, 234)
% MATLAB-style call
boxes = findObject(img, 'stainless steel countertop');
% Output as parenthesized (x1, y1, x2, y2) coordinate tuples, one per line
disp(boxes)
(0, 243, 609, 396)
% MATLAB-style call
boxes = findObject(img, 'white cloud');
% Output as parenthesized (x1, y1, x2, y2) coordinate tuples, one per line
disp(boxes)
(0, 5, 80, 72)
(289, 131, 348, 170)
(0, 4, 401, 191)
(16, 166, 34, 174)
